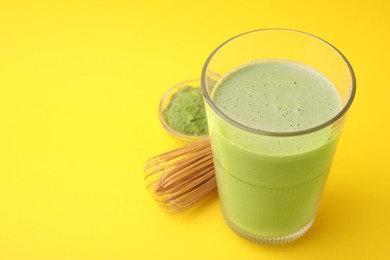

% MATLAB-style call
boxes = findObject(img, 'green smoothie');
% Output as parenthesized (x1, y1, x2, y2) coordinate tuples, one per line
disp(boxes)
(207, 59, 342, 241)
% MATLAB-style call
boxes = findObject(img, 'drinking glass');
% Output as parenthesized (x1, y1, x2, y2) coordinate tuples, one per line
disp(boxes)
(201, 29, 356, 245)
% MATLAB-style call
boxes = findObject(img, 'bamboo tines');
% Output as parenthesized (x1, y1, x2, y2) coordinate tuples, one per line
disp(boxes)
(144, 138, 217, 212)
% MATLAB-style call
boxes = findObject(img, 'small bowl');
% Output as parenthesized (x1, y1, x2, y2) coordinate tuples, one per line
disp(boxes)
(159, 79, 209, 143)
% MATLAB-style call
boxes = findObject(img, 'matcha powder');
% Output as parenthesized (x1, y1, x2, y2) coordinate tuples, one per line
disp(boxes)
(163, 86, 208, 136)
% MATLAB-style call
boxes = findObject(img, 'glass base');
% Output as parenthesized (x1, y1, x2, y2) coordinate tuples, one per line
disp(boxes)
(223, 215, 315, 245)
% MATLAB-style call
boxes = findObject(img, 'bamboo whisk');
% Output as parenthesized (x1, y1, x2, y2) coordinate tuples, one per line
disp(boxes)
(144, 138, 216, 212)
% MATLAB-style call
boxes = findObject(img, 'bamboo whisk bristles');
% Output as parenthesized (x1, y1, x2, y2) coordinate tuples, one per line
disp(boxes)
(144, 138, 216, 212)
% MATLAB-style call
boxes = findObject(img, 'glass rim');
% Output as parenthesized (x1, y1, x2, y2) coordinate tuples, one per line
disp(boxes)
(201, 28, 356, 137)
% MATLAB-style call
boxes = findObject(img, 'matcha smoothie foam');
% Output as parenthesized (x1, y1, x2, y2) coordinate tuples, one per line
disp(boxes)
(206, 59, 344, 242)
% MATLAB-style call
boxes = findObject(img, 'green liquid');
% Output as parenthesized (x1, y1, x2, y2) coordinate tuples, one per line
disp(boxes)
(213, 60, 340, 133)
(208, 59, 342, 238)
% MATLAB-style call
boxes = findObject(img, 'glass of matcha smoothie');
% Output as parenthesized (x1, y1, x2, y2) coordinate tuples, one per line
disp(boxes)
(201, 29, 355, 245)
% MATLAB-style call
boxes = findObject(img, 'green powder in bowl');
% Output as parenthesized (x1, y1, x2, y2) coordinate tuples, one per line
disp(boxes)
(159, 80, 208, 142)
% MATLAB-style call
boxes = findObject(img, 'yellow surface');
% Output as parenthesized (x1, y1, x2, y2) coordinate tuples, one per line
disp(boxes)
(0, 1, 389, 259)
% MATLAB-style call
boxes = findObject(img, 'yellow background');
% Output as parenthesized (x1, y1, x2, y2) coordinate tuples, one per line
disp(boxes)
(1, 0, 389, 259)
